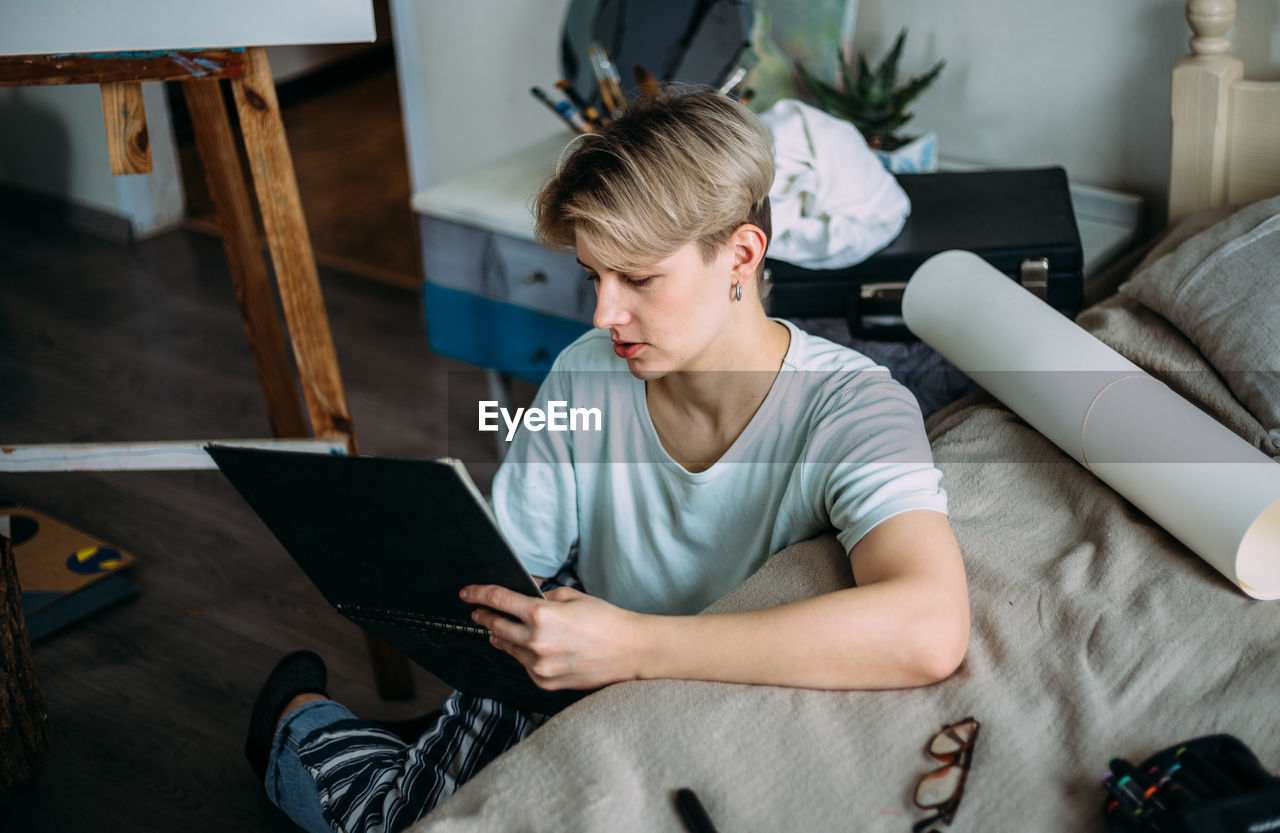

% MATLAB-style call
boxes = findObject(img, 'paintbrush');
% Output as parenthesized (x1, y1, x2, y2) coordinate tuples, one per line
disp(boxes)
(633, 65, 659, 102)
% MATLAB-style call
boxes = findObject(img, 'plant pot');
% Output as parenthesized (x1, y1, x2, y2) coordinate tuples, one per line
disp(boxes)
(871, 132, 938, 174)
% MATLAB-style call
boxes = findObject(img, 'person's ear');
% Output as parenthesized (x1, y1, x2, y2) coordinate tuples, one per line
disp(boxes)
(729, 223, 767, 280)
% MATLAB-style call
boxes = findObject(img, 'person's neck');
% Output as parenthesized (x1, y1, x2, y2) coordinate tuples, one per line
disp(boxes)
(649, 313, 791, 427)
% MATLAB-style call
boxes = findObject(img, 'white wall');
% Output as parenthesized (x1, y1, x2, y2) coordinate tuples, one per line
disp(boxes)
(0, 84, 118, 214)
(0, 81, 184, 238)
(849, 0, 1280, 225)
(391, 0, 571, 193)
(0, 0, 375, 57)
(268, 0, 393, 82)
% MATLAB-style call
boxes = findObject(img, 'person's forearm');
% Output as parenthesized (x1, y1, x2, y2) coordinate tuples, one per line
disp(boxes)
(632, 578, 969, 690)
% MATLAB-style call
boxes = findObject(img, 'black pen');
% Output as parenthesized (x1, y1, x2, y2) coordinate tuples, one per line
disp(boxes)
(1109, 758, 1152, 789)
(1103, 798, 1143, 832)
(1141, 776, 1176, 819)
(675, 788, 721, 833)
(1105, 759, 1148, 808)
(1109, 759, 1153, 792)
(1169, 761, 1215, 801)
(1166, 780, 1204, 812)
(1176, 746, 1240, 796)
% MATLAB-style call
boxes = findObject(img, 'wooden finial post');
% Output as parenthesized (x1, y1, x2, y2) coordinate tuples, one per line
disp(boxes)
(1186, 0, 1237, 57)
(1168, 0, 1243, 222)
(0, 534, 50, 787)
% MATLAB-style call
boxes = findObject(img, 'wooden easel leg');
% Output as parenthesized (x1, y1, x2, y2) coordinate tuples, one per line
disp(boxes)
(181, 79, 307, 439)
(99, 81, 152, 175)
(228, 46, 359, 452)
(230, 46, 414, 701)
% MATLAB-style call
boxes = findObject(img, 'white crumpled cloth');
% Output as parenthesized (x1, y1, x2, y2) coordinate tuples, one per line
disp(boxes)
(760, 98, 910, 270)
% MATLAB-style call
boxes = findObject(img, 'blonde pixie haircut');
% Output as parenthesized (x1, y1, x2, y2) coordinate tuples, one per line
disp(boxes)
(535, 89, 775, 295)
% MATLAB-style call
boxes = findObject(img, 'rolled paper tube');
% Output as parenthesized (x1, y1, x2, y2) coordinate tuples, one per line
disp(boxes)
(902, 250, 1280, 599)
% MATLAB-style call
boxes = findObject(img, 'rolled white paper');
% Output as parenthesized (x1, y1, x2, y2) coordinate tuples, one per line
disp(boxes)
(903, 250, 1280, 600)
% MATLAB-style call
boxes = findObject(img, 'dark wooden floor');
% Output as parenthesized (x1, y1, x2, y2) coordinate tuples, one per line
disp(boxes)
(0, 209, 509, 826)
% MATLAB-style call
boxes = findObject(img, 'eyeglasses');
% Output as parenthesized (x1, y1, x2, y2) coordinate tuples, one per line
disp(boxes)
(912, 716, 980, 833)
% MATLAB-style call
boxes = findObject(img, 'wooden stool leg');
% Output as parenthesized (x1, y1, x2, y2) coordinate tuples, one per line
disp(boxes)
(181, 79, 308, 439)
(1, 535, 49, 787)
(230, 46, 414, 701)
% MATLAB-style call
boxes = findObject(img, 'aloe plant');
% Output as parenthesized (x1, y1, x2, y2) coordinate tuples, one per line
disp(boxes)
(796, 29, 945, 151)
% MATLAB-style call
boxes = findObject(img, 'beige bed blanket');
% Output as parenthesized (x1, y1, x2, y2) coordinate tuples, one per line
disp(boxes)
(413, 268, 1280, 832)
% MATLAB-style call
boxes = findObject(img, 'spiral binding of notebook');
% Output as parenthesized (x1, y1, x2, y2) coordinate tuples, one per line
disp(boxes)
(337, 602, 490, 640)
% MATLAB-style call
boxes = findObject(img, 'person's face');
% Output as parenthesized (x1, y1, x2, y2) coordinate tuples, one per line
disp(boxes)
(578, 236, 736, 380)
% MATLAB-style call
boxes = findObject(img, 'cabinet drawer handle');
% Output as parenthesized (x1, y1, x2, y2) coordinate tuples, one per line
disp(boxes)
(524, 270, 549, 285)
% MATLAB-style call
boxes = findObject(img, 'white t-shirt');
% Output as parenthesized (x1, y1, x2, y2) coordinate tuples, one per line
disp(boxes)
(490, 319, 947, 616)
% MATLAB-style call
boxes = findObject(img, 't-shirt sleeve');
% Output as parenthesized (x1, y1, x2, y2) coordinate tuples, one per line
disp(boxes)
(488, 357, 579, 578)
(806, 373, 948, 555)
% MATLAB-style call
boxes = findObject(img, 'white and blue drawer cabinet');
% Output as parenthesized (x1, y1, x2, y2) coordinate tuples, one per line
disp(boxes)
(418, 213, 594, 384)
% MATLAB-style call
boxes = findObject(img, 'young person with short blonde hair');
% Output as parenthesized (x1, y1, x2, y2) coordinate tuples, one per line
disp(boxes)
(245, 89, 969, 833)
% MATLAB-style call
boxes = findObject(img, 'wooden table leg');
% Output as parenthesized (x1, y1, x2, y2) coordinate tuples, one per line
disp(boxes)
(229, 46, 414, 700)
(182, 78, 308, 439)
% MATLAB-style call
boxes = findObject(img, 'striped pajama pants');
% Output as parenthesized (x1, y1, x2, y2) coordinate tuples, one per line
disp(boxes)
(264, 562, 582, 833)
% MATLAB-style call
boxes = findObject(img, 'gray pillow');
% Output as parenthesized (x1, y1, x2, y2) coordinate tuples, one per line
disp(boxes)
(1119, 196, 1280, 438)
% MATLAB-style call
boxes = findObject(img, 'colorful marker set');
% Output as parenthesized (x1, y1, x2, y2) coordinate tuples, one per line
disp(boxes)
(1101, 735, 1280, 832)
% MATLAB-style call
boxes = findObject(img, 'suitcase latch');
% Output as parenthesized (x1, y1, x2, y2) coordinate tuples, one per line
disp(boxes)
(1020, 258, 1049, 300)
(859, 282, 906, 303)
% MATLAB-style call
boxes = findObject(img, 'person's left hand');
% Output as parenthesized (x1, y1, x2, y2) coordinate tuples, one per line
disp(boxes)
(459, 584, 647, 690)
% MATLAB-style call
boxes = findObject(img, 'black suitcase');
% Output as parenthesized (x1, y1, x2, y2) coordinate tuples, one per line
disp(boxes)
(766, 166, 1084, 340)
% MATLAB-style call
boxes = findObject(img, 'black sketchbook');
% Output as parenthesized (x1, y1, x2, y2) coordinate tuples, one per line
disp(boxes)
(206, 445, 590, 715)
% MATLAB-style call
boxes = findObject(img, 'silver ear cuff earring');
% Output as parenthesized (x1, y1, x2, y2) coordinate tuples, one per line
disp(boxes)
(734, 282, 743, 302)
